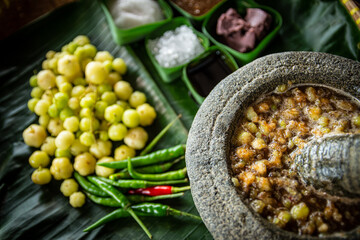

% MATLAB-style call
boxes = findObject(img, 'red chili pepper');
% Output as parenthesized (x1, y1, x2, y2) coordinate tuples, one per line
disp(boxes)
(128, 185, 190, 196)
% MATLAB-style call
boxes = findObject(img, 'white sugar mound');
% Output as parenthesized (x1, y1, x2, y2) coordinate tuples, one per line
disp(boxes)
(148, 25, 205, 68)
(109, 0, 164, 29)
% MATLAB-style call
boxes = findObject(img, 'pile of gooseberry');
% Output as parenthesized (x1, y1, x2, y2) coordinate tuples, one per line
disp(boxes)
(23, 35, 156, 207)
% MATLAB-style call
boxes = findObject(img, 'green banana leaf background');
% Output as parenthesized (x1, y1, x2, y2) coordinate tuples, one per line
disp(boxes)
(0, 0, 359, 239)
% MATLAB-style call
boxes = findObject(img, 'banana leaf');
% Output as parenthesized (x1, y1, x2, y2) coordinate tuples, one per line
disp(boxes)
(0, 0, 359, 239)
(257, 0, 360, 59)
(0, 0, 210, 239)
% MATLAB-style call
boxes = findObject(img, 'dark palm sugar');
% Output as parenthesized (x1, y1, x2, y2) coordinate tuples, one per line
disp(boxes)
(186, 50, 234, 98)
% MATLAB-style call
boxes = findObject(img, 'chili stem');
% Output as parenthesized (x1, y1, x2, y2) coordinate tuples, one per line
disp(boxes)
(140, 114, 182, 156)
(166, 207, 202, 220)
(127, 208, 153, 239)
(172, 186, 190, 193)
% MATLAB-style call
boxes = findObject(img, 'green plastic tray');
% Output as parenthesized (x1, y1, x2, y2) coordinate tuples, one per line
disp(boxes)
(202, 0, 282, 65)
(168, 0, 228, 22)
(182, 45, 238, 105)
(100, 0, 173, 45)
(145, 17, 210, 83)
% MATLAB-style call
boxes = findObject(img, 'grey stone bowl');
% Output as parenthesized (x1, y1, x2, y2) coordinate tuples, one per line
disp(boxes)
(185, 52, 360, 240)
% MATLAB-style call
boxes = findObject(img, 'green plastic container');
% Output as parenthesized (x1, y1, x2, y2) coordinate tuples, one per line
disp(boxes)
(182, 45, 238, 104)
(168, 0, 228, 22)
(100, 0, 173, 45)
(202, 0, 282, 65)
(145, 17, 210, 83)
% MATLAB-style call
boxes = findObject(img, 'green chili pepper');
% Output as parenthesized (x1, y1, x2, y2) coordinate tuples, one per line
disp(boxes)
(131, 203, 201, 220)
(109, 156, 184, 180)
(74, 172, 108, 197)
(85, 191, 185, 206)
(140, 114, 182, 156)
(128, 157, 187, 181)
(97, 144, 186, 169)
(87, 176, 152, 239)
(83, 202, 201, 232)
(83, 208, 129, 232)
(87, 176, 130, 208)
(96, 176, 188, 188)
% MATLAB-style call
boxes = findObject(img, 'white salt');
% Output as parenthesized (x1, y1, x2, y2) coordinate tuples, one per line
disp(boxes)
(109, 0, 164, 29)
(148, 25, 205, 68)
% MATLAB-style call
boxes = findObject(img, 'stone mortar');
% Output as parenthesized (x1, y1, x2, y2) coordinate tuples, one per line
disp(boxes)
(185, 52, 360, 240)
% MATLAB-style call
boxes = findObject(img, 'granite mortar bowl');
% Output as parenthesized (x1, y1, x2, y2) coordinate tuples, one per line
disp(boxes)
(185, 51, 360, 240)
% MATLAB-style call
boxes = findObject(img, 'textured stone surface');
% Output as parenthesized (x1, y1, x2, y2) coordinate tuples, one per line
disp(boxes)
(185, 52, 360, 240)
(295, 134, 360, 199)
